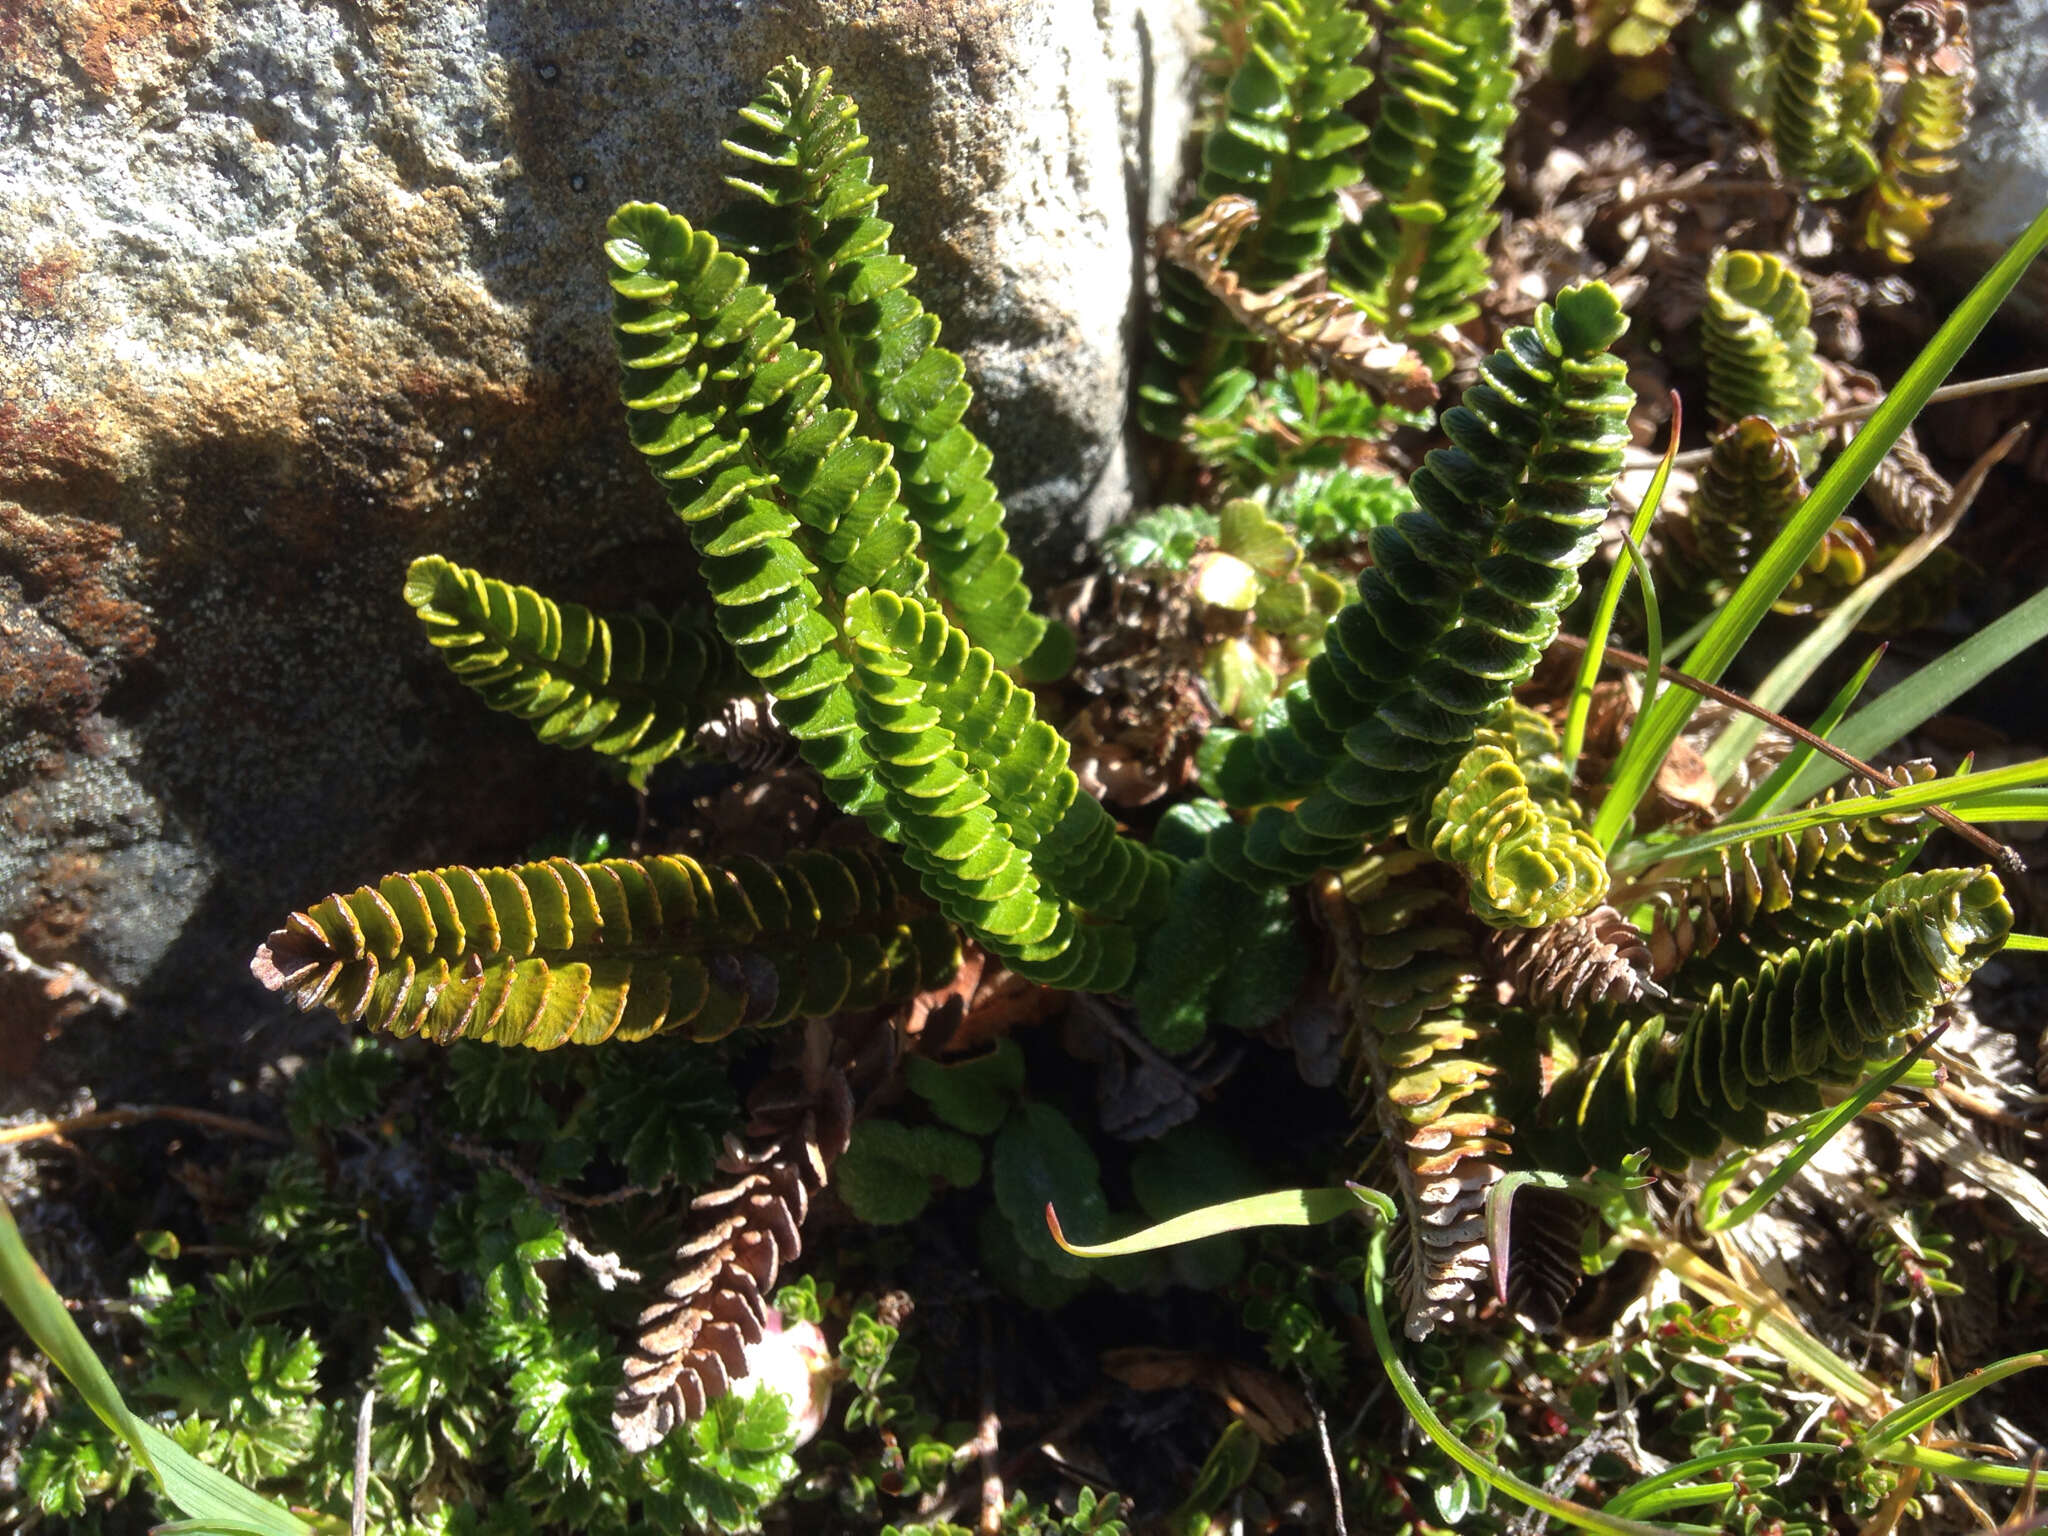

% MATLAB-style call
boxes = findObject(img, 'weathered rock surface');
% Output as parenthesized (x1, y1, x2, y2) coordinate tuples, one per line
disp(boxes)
(1929, 0, 2048, 327)
(0, 0, 1203, 1088)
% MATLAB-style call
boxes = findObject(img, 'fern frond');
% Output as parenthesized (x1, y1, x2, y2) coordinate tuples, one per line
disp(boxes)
(1682, 416, 1872, 613)
(403, 555, 734, 776)
(1518, 865, 2009, 1169)
(1603, 0, 1699, 57)
(712, 60, 1048, 669)
(1767, 0, 1882, 199)
(1330, 0, 1516, 374)
(1138, 0, 1375, 436)
(1212, 284, 1633, 884)
(1646, 761, 1936, 982)
(607, 200, 933, 832)
(1701, 252, 1828, 470)
(1417, 704, 1609, 928)
(251, 848, 958, 1047)
(842, 589, 1171, 991)
(1332, 851, 1508, 1338)
(1861, 5, 1974, 263)
(1159, 196, 1438, 410)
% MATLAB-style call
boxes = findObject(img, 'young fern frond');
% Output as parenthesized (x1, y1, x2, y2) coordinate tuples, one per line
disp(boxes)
(712, 60, 1049, 669)
(1417, 703, 1609, 928)
(1861, 4, 1974, 264)
(1330, 0, 1515, 375)
(607, 200, 930, 833)
(250, 848, 958, 1047)
(843, 589, 1172, 990)
(1208, 283, 1633, 885)
(403, 555, 737, 777)
(1332, 850, 1508, 1339)
(1767, 0, 1882, 199)
(1701, 251, 1828, 470)
(1676, 417, 1872, 614)
(1138, 0, 1375, 436)
(1517, 864, 2010, 1169)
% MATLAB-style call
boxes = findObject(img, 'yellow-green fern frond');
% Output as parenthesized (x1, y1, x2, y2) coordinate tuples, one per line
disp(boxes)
(1417, 704, 1608, 928)
(252, 848, 958, 1047)
(1768, 0, 1882, 199)
(1701, 251, 1828, 470)
(1862, 4, 1974, 263)
(404, 555, 737, 779)
(1682, 417, 1872, 612)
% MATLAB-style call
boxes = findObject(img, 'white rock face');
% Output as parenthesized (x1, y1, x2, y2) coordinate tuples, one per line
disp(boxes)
(0, 1, 1202, 1060)
(1929, 0, 2048, 326)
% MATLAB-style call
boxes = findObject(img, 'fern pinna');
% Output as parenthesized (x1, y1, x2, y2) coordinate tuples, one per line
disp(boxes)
(1204, 282, 1632, 890)
(252, 847, 958, 1047)
(711, 60, 1049, 670)
(1767, 0, 1882, 199)
(1861, 1, 1974, 264)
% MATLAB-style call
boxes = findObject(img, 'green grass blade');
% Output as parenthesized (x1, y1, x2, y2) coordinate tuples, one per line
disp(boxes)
(1727, 644, 1884, 822)
(0, 1194, 313, 1535)
(1863, 1349, 2048, 1452)
(1566, 403, 1681, 776)
(1594, 203, 2048, 849)
(1603, 1445, 1834, 1519)
(1880, 1443, 2044, 1488)
(1750, 583, 2048, 810)
(2005, 933, 2048, 952)
(1045, 1186, 1370, 1257)
(1952, 789, 2048, 821)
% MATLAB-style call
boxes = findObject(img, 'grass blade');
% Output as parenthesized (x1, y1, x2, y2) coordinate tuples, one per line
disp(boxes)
(1603, 1445, 1835, 1519)
(1594, 202, 2048, 850)
(1863, 1350, 2048, 1451)
(1045, 1186, 1369, 1257)
(1727, 644, 1885, 822)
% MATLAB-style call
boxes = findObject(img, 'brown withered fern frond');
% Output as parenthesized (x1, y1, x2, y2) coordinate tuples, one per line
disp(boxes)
(1489, 905, 1663, 1013)
(1159, 195, 1438, 411)
(613, 1022, 853, 1450)
(1860, 425, 1953, 535)
(1502, 1185, 1587, 1333)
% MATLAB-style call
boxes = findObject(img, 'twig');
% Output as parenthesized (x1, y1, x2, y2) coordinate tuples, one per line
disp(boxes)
(1626, 366, 2048, 469)
(0, 1103, 287, 1148)
(351, 1387, 375, 1536)
(0, 931, 131, 1017)
(1550, 634, 2025, 875)
(1601, 176, 1797, 219)
(446, 1137, 641, 1289)
(1305, 1379, 1349, 1536)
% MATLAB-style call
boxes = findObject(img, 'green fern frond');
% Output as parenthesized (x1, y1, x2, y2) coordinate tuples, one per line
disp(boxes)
(1701, 251, 1828, 472)
(251, 847, 958, 1046)
(1523, 862, 2009, 1169)
(1861, 12, 1974, 263)
(606, 199, 933, 832)
(712, 60, 1049, 669)
(842, 589, 1171, 991)
(1329, 0, 1515, 374)
(1335, 849, 1508, 1337)
(1138, 0, 1375, 436)
(1679, 416, 1871, 612)
(1210, 283, 1633, 884)
(403, 555, 735, 777)
(1418, 704, 1609, 928)
(1603, 0, 1700, 57)
(1767, 0, 1882, 199)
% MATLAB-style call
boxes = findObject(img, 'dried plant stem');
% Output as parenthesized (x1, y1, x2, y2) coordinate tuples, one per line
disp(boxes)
(1553, 633, 2022, 872)
(0, 932, 131, 1017)
(0, 1104, 287, 1148)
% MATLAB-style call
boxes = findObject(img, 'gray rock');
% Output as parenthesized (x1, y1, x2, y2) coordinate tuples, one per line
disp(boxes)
(1929, 0, 2048, 328)
(0, 0, 1203, 1082)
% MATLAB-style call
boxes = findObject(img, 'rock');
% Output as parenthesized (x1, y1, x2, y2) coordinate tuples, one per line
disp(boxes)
(1928, 0, 2048, 329)
(0, 0, 1203, 1087)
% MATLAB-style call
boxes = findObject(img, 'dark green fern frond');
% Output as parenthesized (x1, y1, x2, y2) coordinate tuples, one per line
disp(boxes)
(1417, 703, 1609, 928)
(252, 848, 958, 1047)
(842, 589, 1172, 991)
(1210, 283, 1633, 884)
(1679, 417, 1872, 613)
(403, 555, 736, 778)
(1332, 850, 1508, 1338)
(1861, 7, 1974, 263)
(1701, 251, 1828, 470)
(1329, 0, 1515, 375)
(712, 60, 1048, 669)
(1138, 0, 1375, 436)
(607, 200, 932, 832)
(1522, 863, 2009, 1170)
(1767, 0, 1882, 199)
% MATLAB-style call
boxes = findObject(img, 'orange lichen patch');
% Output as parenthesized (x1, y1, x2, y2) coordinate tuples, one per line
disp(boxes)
(58, 0, 205, 95)
(0, 597, 101, 727)
(16, 252, 79, 311)
(0, 505, 154, 660)
(0, 401, 110, 491)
